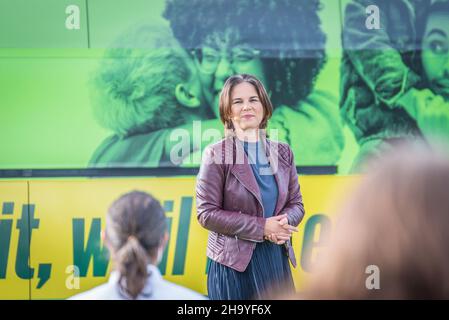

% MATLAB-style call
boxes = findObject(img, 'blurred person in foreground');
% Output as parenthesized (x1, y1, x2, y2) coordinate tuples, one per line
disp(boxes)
(290, 141, 449, 299)
(70, 191, 206, 300)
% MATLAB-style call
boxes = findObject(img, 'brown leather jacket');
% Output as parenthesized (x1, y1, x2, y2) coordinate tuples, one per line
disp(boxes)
(196, 136, 305, 272)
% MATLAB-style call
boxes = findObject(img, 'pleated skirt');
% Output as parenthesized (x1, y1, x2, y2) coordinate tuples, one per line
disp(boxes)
(207, 240, 295, 300)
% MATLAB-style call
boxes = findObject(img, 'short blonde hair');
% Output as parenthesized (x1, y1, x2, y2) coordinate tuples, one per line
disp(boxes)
(218, 74, 273, 135)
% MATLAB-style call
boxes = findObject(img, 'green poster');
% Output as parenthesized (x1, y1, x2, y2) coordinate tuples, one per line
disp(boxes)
(0, 0, 447, 174)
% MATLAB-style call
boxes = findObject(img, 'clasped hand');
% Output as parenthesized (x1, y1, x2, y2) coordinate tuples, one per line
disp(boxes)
(263, 214, 298, 245)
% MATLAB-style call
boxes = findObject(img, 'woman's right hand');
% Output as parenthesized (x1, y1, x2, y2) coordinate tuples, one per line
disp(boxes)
(264, 214, 298, 245)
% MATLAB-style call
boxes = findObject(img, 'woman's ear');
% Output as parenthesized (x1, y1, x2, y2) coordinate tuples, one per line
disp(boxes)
(175, 83, 201, 108)
(162, 231, 169, 249)
(153, 232, 170, 265)
(102, 230, 114, 258)
(101, 230, 111, 249)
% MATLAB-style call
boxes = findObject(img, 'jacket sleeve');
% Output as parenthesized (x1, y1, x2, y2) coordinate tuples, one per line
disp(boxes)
(282, 146, 305, 227)
(343, 0, 420, 108)
(195, 146, 265, 242)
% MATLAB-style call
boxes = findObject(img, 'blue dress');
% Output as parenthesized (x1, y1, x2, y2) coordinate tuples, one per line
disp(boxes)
(207, 140, 295, 300)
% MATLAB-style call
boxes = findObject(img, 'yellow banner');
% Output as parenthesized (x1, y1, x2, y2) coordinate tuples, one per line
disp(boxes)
(0, 175, 359, 299)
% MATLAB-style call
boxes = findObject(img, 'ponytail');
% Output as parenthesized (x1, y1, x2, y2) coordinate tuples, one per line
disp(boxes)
(116, 235, 150, 299)
(105, 191, 167, 299)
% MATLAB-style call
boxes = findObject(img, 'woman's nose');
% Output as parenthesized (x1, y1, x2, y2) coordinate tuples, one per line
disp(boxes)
(214, 57, 234, 82)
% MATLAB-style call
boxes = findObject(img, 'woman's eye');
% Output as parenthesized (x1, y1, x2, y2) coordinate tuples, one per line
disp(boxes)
(429, 40, 448, 55)
(204, 54, 218, 63)
(234, 54, 253, 62)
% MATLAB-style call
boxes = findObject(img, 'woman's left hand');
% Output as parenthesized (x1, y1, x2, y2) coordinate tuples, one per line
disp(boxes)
(265, 217, 297, 245)
(266, 233, 289, 245)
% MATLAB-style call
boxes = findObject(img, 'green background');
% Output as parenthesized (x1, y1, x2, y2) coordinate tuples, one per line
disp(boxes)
(0, 0, 358, 172)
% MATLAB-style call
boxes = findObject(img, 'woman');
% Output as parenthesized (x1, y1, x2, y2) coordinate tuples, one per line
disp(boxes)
(196, 74, 305, 300)
(340, 0, 425, 172)
(401, 0, 449, 142)
(164, 0, 344, 167)
(70, 191, 205, 300)
(89, 24, 220, 168)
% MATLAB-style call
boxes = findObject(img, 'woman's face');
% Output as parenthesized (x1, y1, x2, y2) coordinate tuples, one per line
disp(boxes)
(170, 48, 209, 119)
(184, 55, 206, 107)
(195, 28, 267, 118)
(421, 11, 449, 99)
(230, 82, 264, 132)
